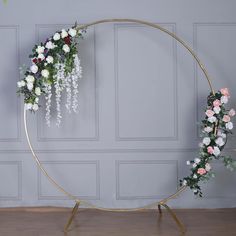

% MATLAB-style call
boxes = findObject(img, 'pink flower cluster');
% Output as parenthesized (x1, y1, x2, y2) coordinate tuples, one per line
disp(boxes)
(182, 88, 235, 196)
(205, 88, 235, 129)
(196, 88, 234, 177)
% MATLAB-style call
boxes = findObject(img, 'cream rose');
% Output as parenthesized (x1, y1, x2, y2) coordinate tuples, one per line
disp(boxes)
(63, 44, 70, 53)
(35, 87, 41, 96)
(30, 64, 38, 74)
(41, 69, 49, 78)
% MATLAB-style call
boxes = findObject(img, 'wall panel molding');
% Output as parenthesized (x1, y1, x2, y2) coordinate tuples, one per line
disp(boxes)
(37, 160, 100, 200)
(0, 161, 22, 200)
(116, 160, 178, 199)
(0, 25, 21, 142)
(114, 23, 178, 141)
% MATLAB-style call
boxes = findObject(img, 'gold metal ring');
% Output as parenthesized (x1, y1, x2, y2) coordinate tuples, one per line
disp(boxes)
(24, 18, 214, 212)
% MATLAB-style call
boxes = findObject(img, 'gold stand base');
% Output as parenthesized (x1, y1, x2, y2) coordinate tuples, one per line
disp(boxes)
(64, 201, 186, 234)
(64, 201, 80, 232)
(158, 203, 186, 234)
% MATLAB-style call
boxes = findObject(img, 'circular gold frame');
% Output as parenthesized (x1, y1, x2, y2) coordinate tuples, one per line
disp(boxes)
(24, 18, 215, 232)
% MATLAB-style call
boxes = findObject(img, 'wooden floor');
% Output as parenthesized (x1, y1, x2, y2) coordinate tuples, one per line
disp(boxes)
(0, 207, 236, 236)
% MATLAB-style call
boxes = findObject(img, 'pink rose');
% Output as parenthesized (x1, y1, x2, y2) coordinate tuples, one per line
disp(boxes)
(229, 109, 236, 117)
(205, 109, 215, 117)
(223, 115, 230, 123)
(213, 99, 221, 107)
(197, 168, 207, 175)
(220, 88, 230, 97)
(207, 146, 214, 154)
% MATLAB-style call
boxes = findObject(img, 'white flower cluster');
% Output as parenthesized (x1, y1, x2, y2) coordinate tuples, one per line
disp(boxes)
(44, 83, 52, 127)
(71, 55, 82, 113)
(45, 55, 82, 127)
(17, 25, 83, 126)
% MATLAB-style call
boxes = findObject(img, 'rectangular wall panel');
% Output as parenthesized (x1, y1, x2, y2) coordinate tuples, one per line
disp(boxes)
(0, 26, 20, 142)
(38, 160, 100, 200)
(115, 23, 177, 141)
(116, 160, 178, 199)
(36, 24, 98, 141)
(0, 161, 22, 200)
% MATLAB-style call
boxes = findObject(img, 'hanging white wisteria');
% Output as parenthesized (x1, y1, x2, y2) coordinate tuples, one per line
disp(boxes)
(17, 24, 84, 126)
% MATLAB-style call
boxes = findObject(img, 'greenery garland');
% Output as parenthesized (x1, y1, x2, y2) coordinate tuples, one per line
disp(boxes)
(180, 88, 236, 197)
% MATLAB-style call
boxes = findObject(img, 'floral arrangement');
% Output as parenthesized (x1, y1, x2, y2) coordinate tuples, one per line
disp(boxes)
(17, 24, 85, 126)
(180, 88, 236, 197)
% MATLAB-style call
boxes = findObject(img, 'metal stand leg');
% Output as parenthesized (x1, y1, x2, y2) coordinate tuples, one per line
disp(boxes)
(158, 203, 186, 234)
(158, 204, 162, 215)
(64, 201, 80, 232)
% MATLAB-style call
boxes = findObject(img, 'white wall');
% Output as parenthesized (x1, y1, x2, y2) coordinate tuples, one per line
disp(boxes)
(0, 0, 236, 208)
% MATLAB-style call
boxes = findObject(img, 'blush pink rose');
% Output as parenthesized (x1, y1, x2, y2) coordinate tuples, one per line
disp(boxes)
(197, 168, 207, 175)
(220, 88, 230, 97)
(205, 109, 215, 117)
(213, 99, 221, 107)
(229, 109, 236, 117)
(223, 115, 230, 123)
(207, 146, 214, 154)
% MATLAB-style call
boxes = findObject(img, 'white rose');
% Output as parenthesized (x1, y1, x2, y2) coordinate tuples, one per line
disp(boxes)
(213, 146, 220, 156)
(35, 87, 41, 96)
(194, 158, 201, 164)
(186, 160, 191, 165)
(68, 28, 77, 37)
(203, 137, 211, 146)
(63, 44, 70, 53)
(215, 137, 224, 147)
(38, 53, 45, 60)
(36, 45, 45, 54)
(35, 97, 39, 103)
(61, 29, 68, 38)
(217, 130, 226, 138)
(17, 80, 26, 87)
(204, 126, 213, 133)
(45, 41, 55, 49)
(26, 103, 33, 110)
(193, 174, 198, 179)
(32, 103, 39, 111)
(25, 75, 35, 83)
(226, 122, 233, 130)
(41, 69, 49, 78)
(193, 189, 198, 193)
(53, 32, 60, 41)
(182, 180, 187, 186)
(27, 83, 34, 91)
(205, 163, 211, 172)
(208, 116, 217, 123)
(221, 96, 228, 104)
(213, 106, 221, 114)
(46, 56, 54, 64)
(30, 64, 38, 74)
